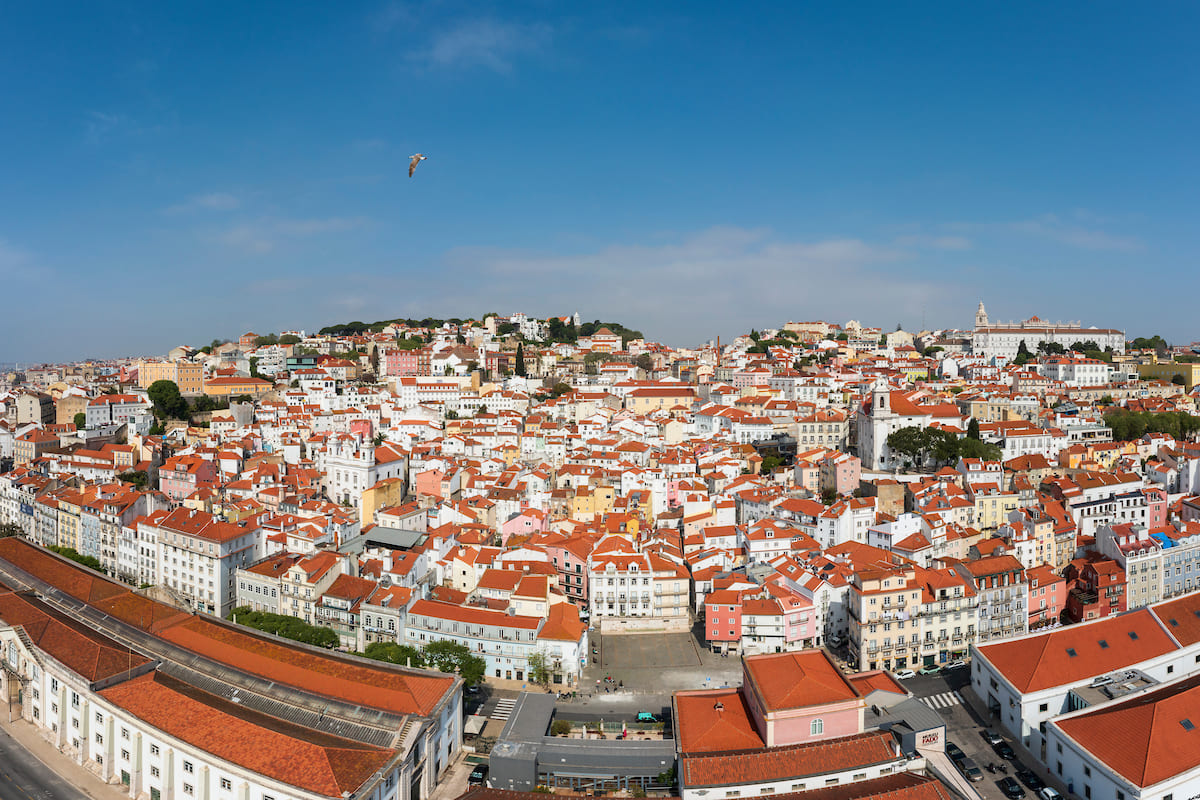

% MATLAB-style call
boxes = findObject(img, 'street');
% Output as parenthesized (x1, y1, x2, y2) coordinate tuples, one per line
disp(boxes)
(0, 725, 88, 800)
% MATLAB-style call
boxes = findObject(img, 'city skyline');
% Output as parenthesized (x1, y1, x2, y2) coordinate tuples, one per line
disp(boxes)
(3, 2, 1199, 361)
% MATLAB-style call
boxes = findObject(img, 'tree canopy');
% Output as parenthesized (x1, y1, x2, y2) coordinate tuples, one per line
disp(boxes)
(1105, 409, 1200, 441)
(73, 412, 86, 430)
(886, 425, 1000, 468)
(363, 642, 426, 667)
(423, 640, 487, 685)
(228, 607, 339, 648)
(148, 379, 189, 419)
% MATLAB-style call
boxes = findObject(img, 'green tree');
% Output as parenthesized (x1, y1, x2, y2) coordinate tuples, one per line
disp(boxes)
(249, 356, 260, 378)
(1013, 340, 1032, 366)
(550, 719, 572, 736)
(821, 487, 838, 506)
(886, 426, 929, 465)
(515, 343, 527, 377)
(363, 642, 426, 668)
(958, 437, 1002, 461)
(0, 523, 24, 538)
(760, 454, 784, 473)
(47, 545, 102, 571)
(227, 607, 339, 648)
(527, 650, 552, 685)
(634, 353, 654, 372)
(148, 379, 189, 419)
(1172, 374, 1187, 385)
(73, 412, 86, 430)
(423, 640, 487, 685)
(278, 334, 301, 345)
(118, 470, 149, 489)
(190, 395, 218, 413)
(254, 334, 279, 347)
(967, 418, 981, 440)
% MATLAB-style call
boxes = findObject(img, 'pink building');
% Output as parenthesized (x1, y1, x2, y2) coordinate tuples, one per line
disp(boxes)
(159, 455, 218, 502)
(500, 508, 549, 544)
(820, 452, 862, 497)
(1143, 487, 1167, 529)
(1026, 564, 1066, 628)
(705, 588, 743, 654)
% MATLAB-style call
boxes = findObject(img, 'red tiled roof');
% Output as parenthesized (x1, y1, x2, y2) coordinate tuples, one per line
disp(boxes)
(158, 616, 454, 716)
(681, 730, 900, 788)
(675, 689, 765, 754)
(743, 650, 860, 712)
(1053, 672, 1200, 787)
(977, 608, 1178, 693)
(0, 590, 152, 681)
(100, 673, 394, 798)
(0, 538, 128, 605)
(1149, 592, 1200, 647)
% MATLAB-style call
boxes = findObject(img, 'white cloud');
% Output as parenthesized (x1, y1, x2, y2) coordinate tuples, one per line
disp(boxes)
(893, 234, 972, 251)
(411, 18, 551, 73)
(165, 192, 241, 215)
(1009, 215, 1141, 252)
(367, 226, 966, 345)
(216, 217, 366, 254)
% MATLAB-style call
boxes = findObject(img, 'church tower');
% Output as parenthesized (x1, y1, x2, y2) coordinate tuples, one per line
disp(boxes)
(975, 301, 989, 330)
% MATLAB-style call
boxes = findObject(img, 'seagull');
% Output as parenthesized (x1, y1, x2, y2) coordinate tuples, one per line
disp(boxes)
(409, 153, 427, 178)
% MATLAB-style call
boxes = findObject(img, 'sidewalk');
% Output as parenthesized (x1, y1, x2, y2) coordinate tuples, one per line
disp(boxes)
(0, 712, 130, 800)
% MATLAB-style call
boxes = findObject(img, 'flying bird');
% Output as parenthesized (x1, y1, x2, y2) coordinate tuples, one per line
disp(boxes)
(409, 153, 427, 178)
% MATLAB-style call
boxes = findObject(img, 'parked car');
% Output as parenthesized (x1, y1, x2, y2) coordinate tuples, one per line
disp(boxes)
(983, 728, 1004, 745)
(945, 742, 966, 763)
(636, 711, 659, 723)
(918, 664, 942, 675)
(1017, 768, 1045, 790)
(999, 777, 1026, 799)
(994, 740, 1017, 761)
(958, 757, 984, 783)
(893, 669, 916, 680)
(468, 765, 489, 787)
(1038, 788, 1063, 800)
(944, 659, 967, 670)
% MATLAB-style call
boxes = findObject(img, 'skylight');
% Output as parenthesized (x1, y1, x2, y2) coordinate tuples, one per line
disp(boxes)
(1066, 648, 1077, 657)
(1170, 618, 1180, 627)
(1183, 719, 1195, 732)
(1129, 631, 1139, 640)
(1099, 640, 1109, 649)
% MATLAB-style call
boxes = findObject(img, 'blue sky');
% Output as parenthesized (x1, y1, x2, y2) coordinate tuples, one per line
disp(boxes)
(2, 2, 1198, 362)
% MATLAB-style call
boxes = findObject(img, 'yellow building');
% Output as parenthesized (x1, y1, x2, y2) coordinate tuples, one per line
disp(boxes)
(138, 359, 205, 394)
(360, 477, 407, 526)
(1138, 361, 1200, 391)
(204, 375, 273, 398)
(973, 488, 1020, 532)
(569, 485, 615, 522)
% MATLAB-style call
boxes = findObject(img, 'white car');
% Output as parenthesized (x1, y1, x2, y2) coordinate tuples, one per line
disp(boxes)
(1038, 788, 1063, 800)
(893, 669, 916, 680)
(944, 659, 967, 670)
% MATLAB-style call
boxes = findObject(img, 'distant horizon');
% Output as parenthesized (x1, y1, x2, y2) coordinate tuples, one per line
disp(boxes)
(6, 303, 1196, 368)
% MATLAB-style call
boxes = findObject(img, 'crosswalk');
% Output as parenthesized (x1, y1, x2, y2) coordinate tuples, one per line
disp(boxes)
(923, 690, 964, 710)
(491, 697, 517, 721)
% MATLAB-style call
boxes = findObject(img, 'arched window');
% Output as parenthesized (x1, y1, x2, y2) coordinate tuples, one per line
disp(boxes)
(811, 718, 824, 736)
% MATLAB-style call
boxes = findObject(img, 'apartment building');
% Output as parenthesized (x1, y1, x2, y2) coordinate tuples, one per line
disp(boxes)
(953, 555, 1028, 644)
(143, 508, 265, 616)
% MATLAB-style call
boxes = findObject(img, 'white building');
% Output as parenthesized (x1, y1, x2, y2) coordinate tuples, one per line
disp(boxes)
(971, 302, 1125, 361)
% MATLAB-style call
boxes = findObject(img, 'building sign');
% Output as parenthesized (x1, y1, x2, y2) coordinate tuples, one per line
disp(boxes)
(921, 731, 940, 746)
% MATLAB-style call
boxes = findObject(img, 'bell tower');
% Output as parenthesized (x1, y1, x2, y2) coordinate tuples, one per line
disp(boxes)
(975, 301, 989, 330)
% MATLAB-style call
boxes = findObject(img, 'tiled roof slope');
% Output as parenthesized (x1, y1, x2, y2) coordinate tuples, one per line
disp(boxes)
(976, 608, 1178, 693)
(744, 650, 861, 711)
(158, 616, 453, 716)
(0, 588, 153, 681)
(1053, 673, 1200, 787)
(681, 730, 900, 788)
(1149, 592, 1200, 647)
(100, 672, 395, 798)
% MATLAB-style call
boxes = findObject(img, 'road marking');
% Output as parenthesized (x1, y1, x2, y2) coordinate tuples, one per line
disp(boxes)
(491, 697, 517, 721)
(923, 690, 964, 709)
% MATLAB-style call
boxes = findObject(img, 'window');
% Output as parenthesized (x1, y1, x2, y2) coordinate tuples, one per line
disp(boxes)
(810, 718, 824, 736)
(150, 744, 160, 756)
(183, 760, 194, 773)
(95, 733, 103, 744)
(121, 749, 129, 761)
(122, 728, 129, 740)
(221, 778, 232, 791)
(1039, 703, 1048, 712)
(151, 766, 160, 778)
(96, 712, 103, 724)
(183, 783, 194, 796)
